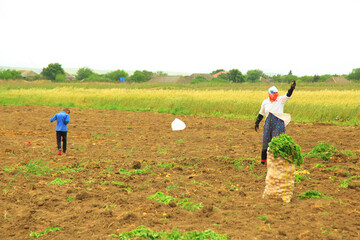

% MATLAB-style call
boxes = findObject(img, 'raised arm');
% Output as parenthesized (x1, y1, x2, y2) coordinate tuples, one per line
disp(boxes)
(286, 81, 296, 97)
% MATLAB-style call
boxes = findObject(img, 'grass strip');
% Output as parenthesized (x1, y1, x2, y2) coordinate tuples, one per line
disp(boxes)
(109, 225, 233, 239)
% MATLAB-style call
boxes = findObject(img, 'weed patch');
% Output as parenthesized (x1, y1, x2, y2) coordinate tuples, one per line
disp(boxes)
(148, 192, 203, 211)
(339, 176, 360, 188)
(118, 166, 152, 175)
(30, 227, 61, 238)
(298, 190, 332, 199)
(48, 178, 71, 185)
(109, 225, 232, 239)
(306, 142, 337, 161)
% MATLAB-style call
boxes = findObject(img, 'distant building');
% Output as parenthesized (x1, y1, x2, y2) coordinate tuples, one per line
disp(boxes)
(212, 71, 228, 78)
(65, 72, 75, 81)
(148, 75, 185, 83)
(17, 70, 38, 79)
(259, 76, 274, 83)
(325, 76, 350, 84)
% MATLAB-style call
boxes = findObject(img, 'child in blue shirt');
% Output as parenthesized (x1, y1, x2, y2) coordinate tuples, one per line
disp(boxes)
(50, 108, 70, 155)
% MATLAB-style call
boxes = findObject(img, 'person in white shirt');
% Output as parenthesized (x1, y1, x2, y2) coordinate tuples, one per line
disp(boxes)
(255, 81, 296, 164)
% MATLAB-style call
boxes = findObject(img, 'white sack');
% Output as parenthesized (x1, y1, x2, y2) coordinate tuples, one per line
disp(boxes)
(171, 118, 186, 131)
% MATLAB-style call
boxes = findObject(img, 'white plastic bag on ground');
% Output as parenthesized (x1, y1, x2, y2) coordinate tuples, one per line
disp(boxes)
(171, 118, 186, 131)
(263, 150, 296, 203)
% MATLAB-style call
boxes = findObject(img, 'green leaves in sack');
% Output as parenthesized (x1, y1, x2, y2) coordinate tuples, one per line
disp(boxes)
(268, 134, 304, 166)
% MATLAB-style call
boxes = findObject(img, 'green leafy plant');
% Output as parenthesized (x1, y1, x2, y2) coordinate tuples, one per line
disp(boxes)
(268, 134, 304, 166)
(166, 185, 178, 191)
(157, 146, 169, 153)
(177, 198, 203, 212)
(2, 166, 15, 172)
(48, 178, 71, 185)
(30, 227, 61, 238)
(306, 142, 338, 161)
(112, 181, 124, 186)
(298, 190, 332, 199)
(233, 158, 257, 170)
(256, 215, 268, 221)
(191, 180, 213, 187)
(339, 176, 360, 188)
(18, 159, 52, 176)
(67, 196, 75, 202)
(118, 166, 152, 175)
(147, 192, 176, 204)
(148, 192, 203, 212)
(3, 159, 52, 192)
(295, 174, 307, 183)
(56, 165, 83, 173)
(312, 163, 324, 168)
(157, 163, 175, 169)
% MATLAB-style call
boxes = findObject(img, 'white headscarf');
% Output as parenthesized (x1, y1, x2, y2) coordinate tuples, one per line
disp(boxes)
(268, 86, 278, 94)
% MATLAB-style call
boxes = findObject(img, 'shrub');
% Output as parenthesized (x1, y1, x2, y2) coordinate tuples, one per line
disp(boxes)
(104, 69, 129, 81)
(54, 74, 67, 82)
(76, 67, 95, 80)
(129, 70, 147, 82)
(246, 69, 267, 82)
(0, 69, 22, 79)
(347, 68, 360, 81)
(190, 76, 208, 84)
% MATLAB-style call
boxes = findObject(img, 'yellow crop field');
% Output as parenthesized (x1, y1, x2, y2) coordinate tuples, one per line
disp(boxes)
(1, 84, 359, 125)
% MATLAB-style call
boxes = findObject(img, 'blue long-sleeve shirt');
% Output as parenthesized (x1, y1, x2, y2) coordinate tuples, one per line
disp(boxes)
(50, 111, 70, 131)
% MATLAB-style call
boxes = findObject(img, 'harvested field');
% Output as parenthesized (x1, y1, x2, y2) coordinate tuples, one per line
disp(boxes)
(0, 105, 359, 239)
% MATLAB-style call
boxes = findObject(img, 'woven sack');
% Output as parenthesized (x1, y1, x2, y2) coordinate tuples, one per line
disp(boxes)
(263, 150, 296, 203)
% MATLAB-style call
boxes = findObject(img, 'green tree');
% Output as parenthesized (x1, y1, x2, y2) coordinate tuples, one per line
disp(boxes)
(84, 74, 104, 82)
(283, 74, 298, 83)
(142, 70, 153, 81)
(318, 74, 332, 82)
(129, 70, 146, 82)
(272, 74, 282, 82)
(0, 69, 22, 79)
(298, 75, 312, 82)
(347, 68, 360, 81)
(76, 67, 95, 80)
(228, 69, 245, 83)
(218, 72, 229, 81)
(54, 74, 66, 82)
(104, 69, 129, 81)
(41, 63, 65, 80)
(246, 69, 266, 82)
(313, 74, 320, 82)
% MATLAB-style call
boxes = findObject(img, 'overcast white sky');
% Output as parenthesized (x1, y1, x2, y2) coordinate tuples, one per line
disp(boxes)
(0, 0, 359, 76)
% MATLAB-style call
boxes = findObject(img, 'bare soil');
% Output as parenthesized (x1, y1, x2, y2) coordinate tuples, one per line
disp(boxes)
(0, 105, 359, 239)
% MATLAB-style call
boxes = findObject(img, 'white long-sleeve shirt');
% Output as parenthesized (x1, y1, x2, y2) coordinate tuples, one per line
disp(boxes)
(259, 95, 291, 126)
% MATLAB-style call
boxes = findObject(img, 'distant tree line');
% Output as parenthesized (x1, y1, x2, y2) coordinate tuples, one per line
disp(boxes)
(0, 69, 22, 79)
(1, 63, 360, 83)
(207, 68, 360, 83)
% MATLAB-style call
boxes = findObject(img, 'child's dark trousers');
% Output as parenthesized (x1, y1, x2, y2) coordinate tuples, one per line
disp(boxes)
(56, 131, 67, 153)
